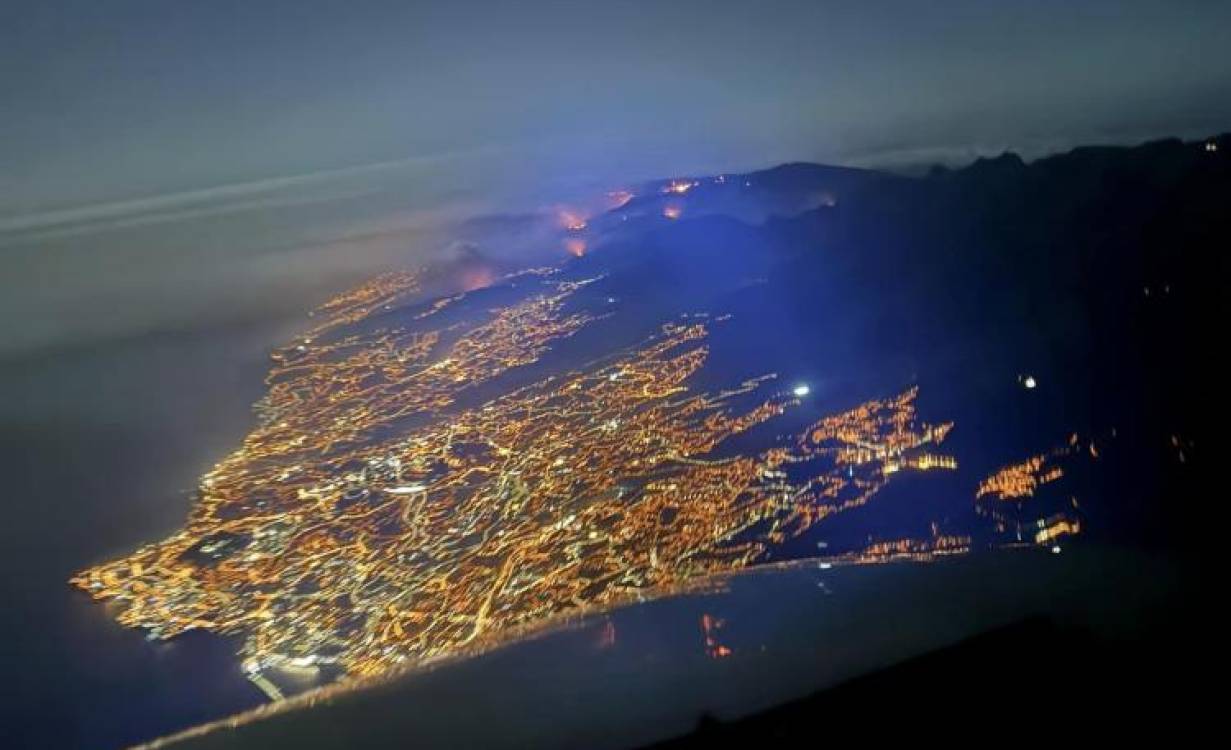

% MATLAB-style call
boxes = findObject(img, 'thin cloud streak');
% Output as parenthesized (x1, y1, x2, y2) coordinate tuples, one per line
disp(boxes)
(0, 147, 499, 244)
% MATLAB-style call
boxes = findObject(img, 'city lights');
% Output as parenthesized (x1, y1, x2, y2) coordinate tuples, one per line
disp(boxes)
(72, 270, 971, 683)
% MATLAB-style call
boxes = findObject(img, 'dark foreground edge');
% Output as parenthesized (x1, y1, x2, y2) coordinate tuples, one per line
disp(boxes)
(648, 614, 1184, 747)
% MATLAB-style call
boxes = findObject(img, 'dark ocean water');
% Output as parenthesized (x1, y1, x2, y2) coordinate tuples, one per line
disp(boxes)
(0, 323, 292, 749)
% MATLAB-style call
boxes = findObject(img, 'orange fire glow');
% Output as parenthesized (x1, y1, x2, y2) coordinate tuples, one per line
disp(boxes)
(460, 266, 496, 291)
(662, 180, 697, 195)
(556, 207, 588, 232)
(563, 213, 590, 231)
(564, 237, 587, 257)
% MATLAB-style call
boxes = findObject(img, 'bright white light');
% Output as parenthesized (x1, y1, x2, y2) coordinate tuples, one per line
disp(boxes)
(793, 384, 810, 397)
(1023, 375, 1037, 389)
(385, 484, 425, 495)
(1051, 545, 1062, 554)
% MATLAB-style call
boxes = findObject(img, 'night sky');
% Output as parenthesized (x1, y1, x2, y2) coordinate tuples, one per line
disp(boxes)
(3, 0, 1230, 353)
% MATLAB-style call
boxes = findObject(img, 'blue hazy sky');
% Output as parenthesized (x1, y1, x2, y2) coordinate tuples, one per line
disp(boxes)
(5, 0, 1230, 214)
(2, 0, 1229, 353)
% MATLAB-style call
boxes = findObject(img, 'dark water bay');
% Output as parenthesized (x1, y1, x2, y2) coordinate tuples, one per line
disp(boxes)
(0, 321, 300, 749)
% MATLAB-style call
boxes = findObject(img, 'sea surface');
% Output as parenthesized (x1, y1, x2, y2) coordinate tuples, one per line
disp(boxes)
(0, 321, 292, 748)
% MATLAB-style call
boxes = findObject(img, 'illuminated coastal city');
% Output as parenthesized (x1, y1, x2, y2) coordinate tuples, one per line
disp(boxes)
(67, 182, 1104, 705)
(71, 226, 1104, 704)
